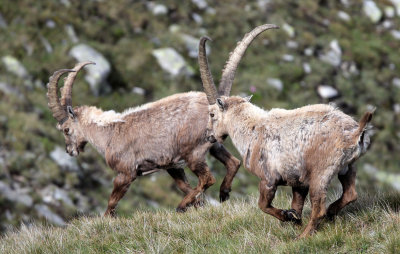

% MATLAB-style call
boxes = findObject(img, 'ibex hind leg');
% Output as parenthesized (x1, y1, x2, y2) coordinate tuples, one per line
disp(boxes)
(290, 186, 309, 225)
(176, 159, 215, 212)
(327, 164, 357, 220)
(258, 179, 301, 223)
(167, 168, 204, 208)
(209, 143, 241, 202)
(104, 172, 137, 217)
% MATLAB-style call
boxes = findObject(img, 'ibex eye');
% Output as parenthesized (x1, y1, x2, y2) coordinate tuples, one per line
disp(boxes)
(64, 128, 69, 134)
(210, 113, 215, 117)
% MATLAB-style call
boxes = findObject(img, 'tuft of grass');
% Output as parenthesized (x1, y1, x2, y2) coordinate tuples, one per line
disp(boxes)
(1, 191, 399, 254)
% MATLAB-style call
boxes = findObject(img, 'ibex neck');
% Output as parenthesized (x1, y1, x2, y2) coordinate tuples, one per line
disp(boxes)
(226, 103, 267, 158)
(78, 106, 118, 156)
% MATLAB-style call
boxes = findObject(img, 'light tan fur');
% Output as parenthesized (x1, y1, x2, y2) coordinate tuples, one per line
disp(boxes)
(207, 96, 374, 238)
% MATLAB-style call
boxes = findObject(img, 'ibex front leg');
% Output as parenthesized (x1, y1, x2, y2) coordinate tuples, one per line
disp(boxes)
(210, 143, 241, 202)
(104, 172, 137, 217)
(176, 159, 215, 212)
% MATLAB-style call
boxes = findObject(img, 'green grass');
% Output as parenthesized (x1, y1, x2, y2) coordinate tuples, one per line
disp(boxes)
(1, 191, 399, 254)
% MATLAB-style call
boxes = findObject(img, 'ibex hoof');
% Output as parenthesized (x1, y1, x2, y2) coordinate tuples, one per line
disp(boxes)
(176, 207, 187, 213)
(219, 189, 231, 202)
(283, 209, 302, 224)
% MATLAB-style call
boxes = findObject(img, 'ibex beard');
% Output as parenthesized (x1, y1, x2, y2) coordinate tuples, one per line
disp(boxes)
(199, 24, 374, 238)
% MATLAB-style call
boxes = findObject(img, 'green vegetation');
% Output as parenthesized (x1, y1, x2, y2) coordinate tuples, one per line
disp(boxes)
(0, 0, 399, 236)
(1, 191, 400, 253)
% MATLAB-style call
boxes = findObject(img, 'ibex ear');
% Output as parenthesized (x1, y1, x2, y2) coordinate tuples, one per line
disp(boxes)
(67, 106, 76, 119)
(217, 98, 225, 111)
(244, 95, 253, 102)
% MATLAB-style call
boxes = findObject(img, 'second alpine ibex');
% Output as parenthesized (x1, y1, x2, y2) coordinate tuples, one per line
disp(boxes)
(199, 24, 374, 238)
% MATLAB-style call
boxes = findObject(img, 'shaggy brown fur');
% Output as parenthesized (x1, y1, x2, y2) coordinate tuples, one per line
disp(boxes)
(198, 23, 374, 238)
(47, 67, 241, 217)
(208, 97, 374, 238)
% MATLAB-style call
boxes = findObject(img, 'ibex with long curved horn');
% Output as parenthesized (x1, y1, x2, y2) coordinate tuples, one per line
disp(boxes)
(200, 24, 374, 238)
(46, 62, 239, 216)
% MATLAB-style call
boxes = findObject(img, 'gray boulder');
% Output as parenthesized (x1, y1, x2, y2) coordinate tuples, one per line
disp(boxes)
(69, 44, 111, 95)
(0, 181, 33, 207)
(35, 204, 66, 226)
(267, 78, 283, 92)
(363, 0, 382, 23)
(319, 40, 342, 67)
(152, 48, 194, 76)
(2, 56, 29, 79)
(50, 146, 79, 172)
(317, 85, 339, 99)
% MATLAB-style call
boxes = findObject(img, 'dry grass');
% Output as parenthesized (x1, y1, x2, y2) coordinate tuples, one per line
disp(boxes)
(1, 191, 399, 254)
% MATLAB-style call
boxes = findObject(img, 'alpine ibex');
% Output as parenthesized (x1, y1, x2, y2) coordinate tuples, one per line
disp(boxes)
(199, 24, 374, 238)
(46, 60, 245, 216)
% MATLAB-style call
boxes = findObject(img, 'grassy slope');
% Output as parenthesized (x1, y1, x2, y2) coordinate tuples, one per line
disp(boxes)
(1, 191, 399, 254)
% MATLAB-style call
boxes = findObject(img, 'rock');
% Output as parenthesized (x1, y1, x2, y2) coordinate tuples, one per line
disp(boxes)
(337, 11, 351, 22)
(319, 40, 342, 67)
(0, 82, 24, 100)
(303, 62, 312, 74)
(192, 13, 203, 25)
(390, 0, 400, 16)
(45, 20, 56, 29)
(393, 78, 400, 88)
(282, 23, 295, 38)
(147, 3, 168, 16)
(152, 48, 194, 76)
(391, 30, 400, 40)
(39, 35, 53, 53)
(267, 78, 283, 92)
(317, 85, 339, 99)
(0, 181, 33, 207)
(385, 6, 396, 18)
(286, 40, 298, 49)
(50, 146, 79, 172)
(65, 24, 79, 43)
(0, 12, 7, 29)
(206, 7, 216, 15)
(257, 0, 271, 10)
(2, 56, 29, 79)
(341, 0, 350, 7)
(40, 185, 74, 207)
(363, 0, 382, 23)
(304, 47, 314, 56)
(192, 0, 208, 9)
(363, 164, 400, 191)
(59, 0, 71, 7)
(132, 87, 145, 95)
(69, 44, 111, 95)
(382, 20, 393, 29)
(34, 204, 66, 226)
(281, 54, 294, 62)
(341, 61, 359, 78)
(394, 104, 400, 114)
(180, 33, 210, 58)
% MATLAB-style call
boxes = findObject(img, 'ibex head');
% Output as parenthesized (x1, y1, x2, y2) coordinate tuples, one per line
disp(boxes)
(46, 62, 95, 156)
(198, 24, 279, 142)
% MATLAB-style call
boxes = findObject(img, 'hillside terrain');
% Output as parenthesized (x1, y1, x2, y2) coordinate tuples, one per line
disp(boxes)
(1, 192, 400, 253)
(0, 0, 399, 231)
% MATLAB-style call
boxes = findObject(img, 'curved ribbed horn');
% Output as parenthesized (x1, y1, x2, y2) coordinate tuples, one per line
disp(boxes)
(46, 69, 75, 124)
(219, 24, 279, 96)
(61, 61, 95, 109)
(198, 36, 218, 105)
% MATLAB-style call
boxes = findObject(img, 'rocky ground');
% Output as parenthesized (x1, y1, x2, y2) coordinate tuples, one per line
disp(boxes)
(0, 0, 399, 231)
